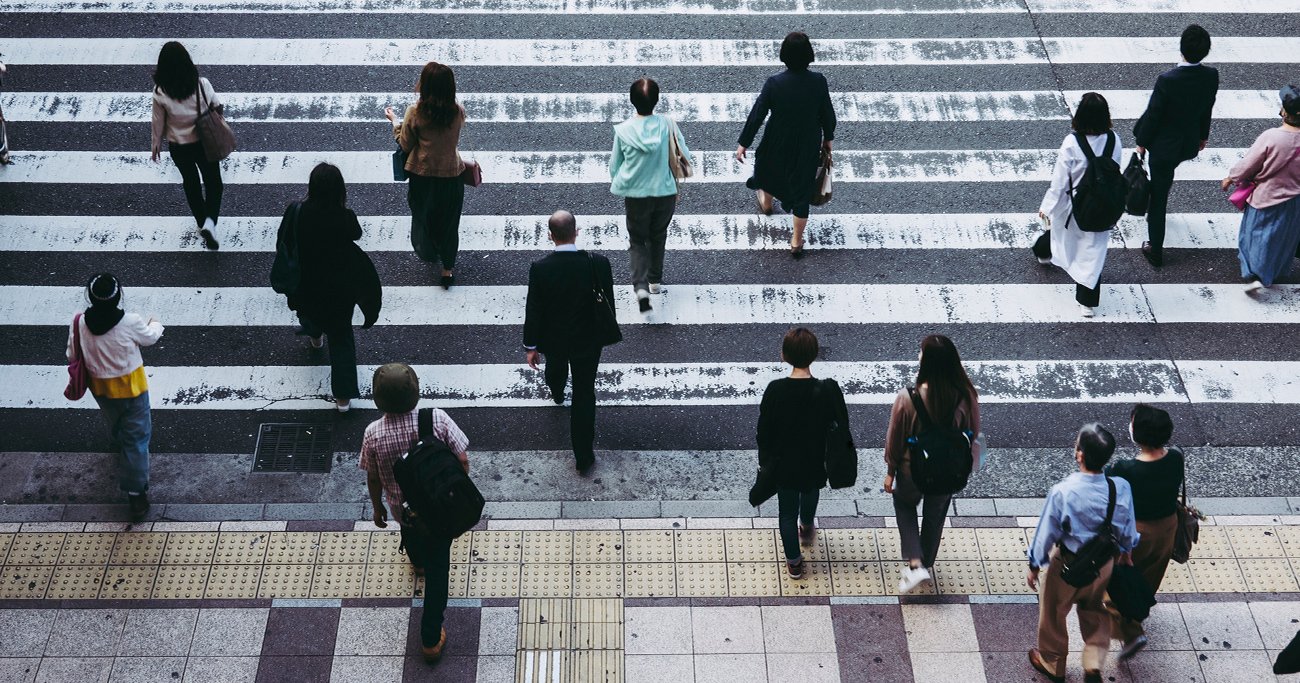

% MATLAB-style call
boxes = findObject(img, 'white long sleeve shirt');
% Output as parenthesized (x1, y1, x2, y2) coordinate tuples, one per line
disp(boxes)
(67, 313, 164, 398)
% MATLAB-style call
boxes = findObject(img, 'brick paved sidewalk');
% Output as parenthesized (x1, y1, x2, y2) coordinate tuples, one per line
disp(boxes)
(2, 516, 1300, 682)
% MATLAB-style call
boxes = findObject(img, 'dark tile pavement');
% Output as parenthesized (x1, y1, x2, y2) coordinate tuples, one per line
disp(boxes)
(254, 654, 332, 683)
(261, 607, 340, 657)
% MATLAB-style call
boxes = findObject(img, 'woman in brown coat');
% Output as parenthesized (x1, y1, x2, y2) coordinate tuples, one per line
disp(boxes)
(385, 62, 467, 289)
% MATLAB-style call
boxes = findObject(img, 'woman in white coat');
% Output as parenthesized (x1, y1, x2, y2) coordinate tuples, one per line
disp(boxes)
(1033, 93, 1121, 318)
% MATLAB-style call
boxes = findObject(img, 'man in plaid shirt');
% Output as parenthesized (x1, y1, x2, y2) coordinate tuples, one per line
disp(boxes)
(360, 363, 469, 664)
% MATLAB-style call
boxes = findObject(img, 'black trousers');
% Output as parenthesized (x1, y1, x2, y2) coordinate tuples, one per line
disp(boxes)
(296, 314, 360, 400)
(408, 174, 465, 269)
(402, 524, 453, 648)
(1032, 231, 1102, 307)
(624, 194, 676, 292)
(1145, 151, 1181, 254)
(544, 349, 601, 467)
(168, 141, 223, 227)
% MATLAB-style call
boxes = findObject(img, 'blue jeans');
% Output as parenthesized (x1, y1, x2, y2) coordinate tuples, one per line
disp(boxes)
(777, 487, 820, 563)
(93, 391, 151, 494)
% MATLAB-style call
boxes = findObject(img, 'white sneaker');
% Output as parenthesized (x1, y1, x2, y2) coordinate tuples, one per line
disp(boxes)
(1079, 304, 1095, 318)
(308, 336, 324, 349)
(649, 283, 663, 294)
(1036, 257, 1052, 265)
(1244, 279, 1265, 293)
(897, 566, 930, 594)
(336, 399, 351, 412)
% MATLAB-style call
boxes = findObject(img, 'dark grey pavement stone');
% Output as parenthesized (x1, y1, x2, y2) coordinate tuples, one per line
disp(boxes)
(261, 607, 340, 657)
(0, 504, 63, 522)
(263, 503, 364, 521)
(406, 606, 480, 659)
(254, 655, 332, 683)
(831, 604, 910, 653)
(405, 655, 477, 682)
(981, 651, 1055, 683)
(561, 501, 661, 519)
(286, 520, 356, 532)
(661, 500, 756, 518)
(0, 452, 37, 502)
(62, 503, 163, 523)
(970, 603, 1040, 653)
(837, 650, 917, 683)
(162, 504, 266, 521)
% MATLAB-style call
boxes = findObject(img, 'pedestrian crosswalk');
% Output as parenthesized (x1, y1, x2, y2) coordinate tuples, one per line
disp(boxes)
(2, 0, 1298, 457)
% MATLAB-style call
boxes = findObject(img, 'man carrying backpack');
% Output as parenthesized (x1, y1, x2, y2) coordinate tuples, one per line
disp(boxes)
(1027, 424, 1140, 683)
(360, 363, 471, 664)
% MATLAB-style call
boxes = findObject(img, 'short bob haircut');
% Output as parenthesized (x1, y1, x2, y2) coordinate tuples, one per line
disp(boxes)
(630, 78, 659, 116)
(306, 162, 347, 208)
(1071, 92, 1113, 136)
(1076, 423, 1117, 472)
(781, 327, 819, 369)
(1180, 24, 1212, 64)
(779, 32, 815, 70)
(1130, 403, 1174, 449)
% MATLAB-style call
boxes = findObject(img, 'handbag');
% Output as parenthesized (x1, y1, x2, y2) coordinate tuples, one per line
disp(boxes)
(666, 118, 692, 181)
(193, 79, 236, 162)
(811, 150, 833, 206)
(270, 202, 303, 296)
(748, 466, 778, 507)
(1170, 453, 1200, 564)
(64, 313, 90, 401)
(1059, 477, 1120, 588)
(1228, 182, 1255, 211)
(1275, 630, 1300, 675)
(817, 379, 857, 489)
(392, 145, 410, 182)
(1124, 153, 1150, 216)
(460, 159, 482, 187)
(1107, 562, 1156, 622)
(585, 252, 623, 348)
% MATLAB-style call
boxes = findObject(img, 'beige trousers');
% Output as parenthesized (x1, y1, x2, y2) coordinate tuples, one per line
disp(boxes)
(1037, 547, 1114, 676)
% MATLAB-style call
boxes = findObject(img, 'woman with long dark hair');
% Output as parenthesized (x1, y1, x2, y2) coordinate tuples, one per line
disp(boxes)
(277, 163, 365, 411)
(385, 62, 467, 289)
(1034, 92, 1122, 317)
(67, 273, 164, 520)
(150, 41, 222, 250)
(735, 32, 836, 258)
(884, 335, 981, 593)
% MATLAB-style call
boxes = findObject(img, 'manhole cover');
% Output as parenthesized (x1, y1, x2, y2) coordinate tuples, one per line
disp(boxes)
(253, 423, 333, 473)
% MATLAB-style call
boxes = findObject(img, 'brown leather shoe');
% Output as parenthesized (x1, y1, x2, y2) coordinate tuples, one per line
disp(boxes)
(421, 628, 447, 663)
(1027, 648, 1065, 683)
(1083, 670, 1102, 683)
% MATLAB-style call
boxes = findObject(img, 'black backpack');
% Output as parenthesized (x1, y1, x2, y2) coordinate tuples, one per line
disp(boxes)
(1068, 131, 1128, 232)
(1123, 153, 1151, 216)
(905, 388, 974, 496)
(392, 409, 485, 540)
(270, 202, 303, 295)
(1060, 477, 1121, 588)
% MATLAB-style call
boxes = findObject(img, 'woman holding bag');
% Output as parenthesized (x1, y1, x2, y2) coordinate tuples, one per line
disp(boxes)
(67, 274, 164, 521)
(1222, 85, 1300, 292)
(386, 62, 469, 290)
(150, 41, 223, 250)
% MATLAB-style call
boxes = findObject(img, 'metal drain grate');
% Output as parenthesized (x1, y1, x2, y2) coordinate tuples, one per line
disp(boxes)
(253, 423, 333, 473)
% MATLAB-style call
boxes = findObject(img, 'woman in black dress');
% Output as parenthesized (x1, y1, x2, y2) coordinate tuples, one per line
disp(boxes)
(736, 32, 837, 258)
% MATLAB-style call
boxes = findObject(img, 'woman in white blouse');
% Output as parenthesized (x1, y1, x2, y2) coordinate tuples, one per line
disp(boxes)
(67, 274, 164, 520)
(150, 41, 222, 250)
(1033, 93, 1122, 318)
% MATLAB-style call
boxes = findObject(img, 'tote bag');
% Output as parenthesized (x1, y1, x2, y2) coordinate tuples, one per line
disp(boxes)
(64, 313, 90, 401)
(194, 80, 236, 162)
(811, 151, 833, 206)
(1170, 455, 1201, 564)
(666, 118, 693, 181)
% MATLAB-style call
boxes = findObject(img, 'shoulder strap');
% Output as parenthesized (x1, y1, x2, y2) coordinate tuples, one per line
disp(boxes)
(195, 79, 205, 115)
(1102, 131, 1116, 159)
(417, 408, 433, 441)
(1073, 132, 1098, 162)
(1102, 477, 1116, 528)
(71, 313, 84, 359)
(907, 387, 934, 430)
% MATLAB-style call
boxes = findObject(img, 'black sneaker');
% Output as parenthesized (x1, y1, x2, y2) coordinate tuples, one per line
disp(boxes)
(199, 229, 220, 251)
(1141, 241, 1162, 268)
(1119, 634, 1148, 660)
(638, 297, 652, 313)
(128, 493, 150, 521)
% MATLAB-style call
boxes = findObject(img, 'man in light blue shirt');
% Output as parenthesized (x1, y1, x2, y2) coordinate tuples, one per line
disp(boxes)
(1026, 424, 1140, 683)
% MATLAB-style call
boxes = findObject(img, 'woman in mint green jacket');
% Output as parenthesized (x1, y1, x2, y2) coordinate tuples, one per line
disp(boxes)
(610, 78, 690, 313)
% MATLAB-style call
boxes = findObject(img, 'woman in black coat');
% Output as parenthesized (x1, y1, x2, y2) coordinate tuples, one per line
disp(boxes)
(278, 162, 376, 411)
(736, 32, 837, 258)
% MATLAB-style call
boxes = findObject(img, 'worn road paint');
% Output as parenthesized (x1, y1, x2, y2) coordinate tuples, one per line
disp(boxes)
(4, 38, 1297, 67)
(0, 149, 1245, 184)
(2, 212, 1239, 252)
(4, 0, 1290, 12)
(8, 284, 1299, 326)
(4, 360, 1295, 409)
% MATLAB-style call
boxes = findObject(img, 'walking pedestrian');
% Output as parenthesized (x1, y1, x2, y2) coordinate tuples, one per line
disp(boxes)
(756, 327, 851, 579)
(276, 162, 376, 411)
(884, 334, 980, 593)
(1034, 92, 1122, 318)
(1027, 424, 1140, 683)
(386, 62, 467, 289)
(67, 274, 164, 521)
(735, 31, 836, 259)
(1134, 24, 1219, 268)
(1222, 85, 1300, 292)
(150, 41, 223, 250)
(1104, 404, 1184, 660)
(523, 210, 619, 473)
(610, 77, 690, 313)
(360, 363, 469, 663)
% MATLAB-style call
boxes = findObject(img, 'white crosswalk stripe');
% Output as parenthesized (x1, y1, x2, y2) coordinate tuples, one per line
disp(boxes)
(0, 213, 1242, 252)
(1, 90, 1282, 123)
(5, 37, 1298, 66)
(2, 148, 1243, 184)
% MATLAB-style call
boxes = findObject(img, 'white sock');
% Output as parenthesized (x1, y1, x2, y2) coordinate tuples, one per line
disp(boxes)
(202, 217, 216, 232)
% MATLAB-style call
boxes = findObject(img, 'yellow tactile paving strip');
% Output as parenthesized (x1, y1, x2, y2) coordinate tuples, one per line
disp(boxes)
(2, 525, 1299, 600)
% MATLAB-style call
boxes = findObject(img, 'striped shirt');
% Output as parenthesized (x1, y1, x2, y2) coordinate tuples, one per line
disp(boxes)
(359, 408, 469, 515)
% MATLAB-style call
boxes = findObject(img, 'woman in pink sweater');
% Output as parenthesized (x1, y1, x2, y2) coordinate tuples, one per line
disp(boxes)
(1222, 86, 1300, 292)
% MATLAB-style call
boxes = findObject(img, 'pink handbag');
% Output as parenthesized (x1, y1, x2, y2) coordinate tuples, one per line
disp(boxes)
(64, 313, 90, 401)
(1229, 183, 1255, 211)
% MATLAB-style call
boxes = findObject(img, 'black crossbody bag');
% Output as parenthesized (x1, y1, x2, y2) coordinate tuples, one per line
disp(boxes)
(1059, 477, 1120, 588)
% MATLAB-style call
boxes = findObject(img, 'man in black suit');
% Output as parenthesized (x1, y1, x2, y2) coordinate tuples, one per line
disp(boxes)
(524, 210, 620, 473)
(1134, 24, 1219, 268)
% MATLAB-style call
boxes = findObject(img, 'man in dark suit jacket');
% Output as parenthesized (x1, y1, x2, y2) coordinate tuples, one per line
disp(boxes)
(1134, 24, 1219, 268)
(524, 210, 620, 473)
